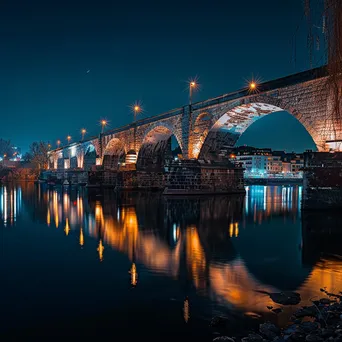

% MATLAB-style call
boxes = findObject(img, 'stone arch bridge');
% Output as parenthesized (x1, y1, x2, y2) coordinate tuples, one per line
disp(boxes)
(48, 66, 341, 171)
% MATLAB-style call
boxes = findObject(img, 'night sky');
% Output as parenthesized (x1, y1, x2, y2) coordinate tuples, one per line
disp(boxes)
(1, 0, 324, 152)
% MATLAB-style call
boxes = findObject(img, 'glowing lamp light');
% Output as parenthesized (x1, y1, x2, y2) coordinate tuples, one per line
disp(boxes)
(81, 128, 86, 140)
(131, 102, 143, 124)
(188, 78, 199, 105)
(250, 82, 256, 89)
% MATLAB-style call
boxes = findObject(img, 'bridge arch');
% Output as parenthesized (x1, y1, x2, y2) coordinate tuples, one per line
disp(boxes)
(137, 123, 183, 170)
(193, 96, 322, 160)
(102, 138, 126, 170)
(83, 144, 97, 170)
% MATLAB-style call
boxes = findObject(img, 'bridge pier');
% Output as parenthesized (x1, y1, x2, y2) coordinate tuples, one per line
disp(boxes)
(302, 151, 342, 210)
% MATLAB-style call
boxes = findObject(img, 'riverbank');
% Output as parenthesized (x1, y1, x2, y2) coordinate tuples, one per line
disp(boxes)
(213, 289, 342, 342)
(0, 167, 36, 182)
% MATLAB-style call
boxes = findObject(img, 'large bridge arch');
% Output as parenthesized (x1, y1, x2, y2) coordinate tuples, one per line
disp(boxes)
(102, 138, 126, 170)
(191, 95, 322, 160)
(137, 123, 183, 170)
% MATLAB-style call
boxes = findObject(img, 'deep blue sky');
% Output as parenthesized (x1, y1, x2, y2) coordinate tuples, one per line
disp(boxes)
(0, 0, 324, 152)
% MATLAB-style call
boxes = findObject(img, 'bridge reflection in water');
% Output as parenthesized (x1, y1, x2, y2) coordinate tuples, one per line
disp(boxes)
(2, 183, 342, 327)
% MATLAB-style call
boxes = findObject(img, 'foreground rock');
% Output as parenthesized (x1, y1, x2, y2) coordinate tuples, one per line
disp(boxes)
(256, 291, 301, 305)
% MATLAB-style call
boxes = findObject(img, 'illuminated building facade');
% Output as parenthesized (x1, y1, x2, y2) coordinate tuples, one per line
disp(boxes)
(231, 147, 304, 178)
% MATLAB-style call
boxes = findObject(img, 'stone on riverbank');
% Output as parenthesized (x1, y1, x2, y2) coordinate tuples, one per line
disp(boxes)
(256, 291, 301, 305)
(259, 323, 280, 340)
(213, 337, 235, 342)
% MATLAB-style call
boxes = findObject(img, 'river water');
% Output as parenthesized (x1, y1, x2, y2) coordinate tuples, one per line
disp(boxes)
(1, 184, 342, 339)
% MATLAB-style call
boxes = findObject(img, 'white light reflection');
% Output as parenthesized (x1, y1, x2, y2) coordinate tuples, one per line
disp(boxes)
(1, 186, 22, 227)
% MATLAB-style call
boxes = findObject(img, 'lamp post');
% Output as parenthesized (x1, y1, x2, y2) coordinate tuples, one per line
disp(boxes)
(131, 103, 142, 152)
(81, 128, 86, 141)
(189, 81, 197, 105)
(101, 120, 107, 134)
(57, 140, 61, 148)
(67, 135, 71, 145)
(133, 105, 141, 123)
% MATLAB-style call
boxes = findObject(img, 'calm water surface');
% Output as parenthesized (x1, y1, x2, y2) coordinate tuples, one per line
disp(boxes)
(1, 184, 342, 339)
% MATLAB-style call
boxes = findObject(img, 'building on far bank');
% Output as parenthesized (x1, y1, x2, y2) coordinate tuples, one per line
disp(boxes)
(229, 146, 304, 178)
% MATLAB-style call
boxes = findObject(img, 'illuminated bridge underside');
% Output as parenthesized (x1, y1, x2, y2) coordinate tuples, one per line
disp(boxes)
(198, 103, 282, 160)
(103, 138, 126, 170)
(136, 126, 175, 170)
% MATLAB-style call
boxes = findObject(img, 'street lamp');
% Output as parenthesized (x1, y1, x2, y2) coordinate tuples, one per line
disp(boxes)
(57, 140, 61, 148)
(81, 128, 86, 141)
(67, 135, 71, 144)
(130, 102, 143, 152)
(189, 80, 197, 105)
(100, 120, 107, 134)
(249, 82, 257, 91)
(133, 105, 141, 123)
(246, 76, 261, 93)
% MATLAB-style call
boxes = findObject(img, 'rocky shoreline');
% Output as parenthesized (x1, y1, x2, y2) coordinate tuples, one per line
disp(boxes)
(211, 289, 342, 342)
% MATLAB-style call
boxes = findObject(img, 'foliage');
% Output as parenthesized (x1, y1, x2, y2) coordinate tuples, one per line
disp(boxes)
(27, 141, 50, 170)
(0, 139, 14, 158)
(0, 168, 36, 182)
(22, 152, 33, 163)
